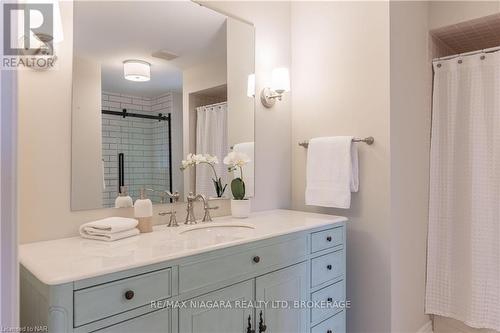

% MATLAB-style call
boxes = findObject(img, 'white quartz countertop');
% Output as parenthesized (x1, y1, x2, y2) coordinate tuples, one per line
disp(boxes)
(19, 209, 347, 285)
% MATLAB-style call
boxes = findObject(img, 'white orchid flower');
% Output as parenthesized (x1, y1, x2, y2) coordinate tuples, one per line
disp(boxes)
(223, 151, 251, 167)
(181, 153, 219, 170)
(206, 155, 219, 164)
(180, 153, 227, 197)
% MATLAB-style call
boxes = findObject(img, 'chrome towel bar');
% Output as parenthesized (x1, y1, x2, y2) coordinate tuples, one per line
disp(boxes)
(298, 136, 374, 148)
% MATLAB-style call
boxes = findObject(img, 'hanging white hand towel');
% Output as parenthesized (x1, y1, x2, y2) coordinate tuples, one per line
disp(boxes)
(79, 217, 139, 242)
(305, 136, 358, 208)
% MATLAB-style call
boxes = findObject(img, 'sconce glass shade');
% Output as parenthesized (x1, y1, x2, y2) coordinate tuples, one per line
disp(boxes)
(247, 74, 255, 97)
(271, 67, 290, 94)
(123, 60, 151, 82)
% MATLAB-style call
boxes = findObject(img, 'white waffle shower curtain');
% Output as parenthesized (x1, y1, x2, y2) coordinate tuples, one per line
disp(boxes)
(195, 102, 229, 197)
(426, 52, 500, 330)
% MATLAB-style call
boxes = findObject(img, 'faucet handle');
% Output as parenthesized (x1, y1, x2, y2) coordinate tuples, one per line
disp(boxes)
(159, 210, 179, 227)
(202, 205, 219, 222)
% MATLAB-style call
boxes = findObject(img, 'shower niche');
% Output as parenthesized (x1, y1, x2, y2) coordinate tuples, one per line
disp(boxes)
(431, 13, 500, 58)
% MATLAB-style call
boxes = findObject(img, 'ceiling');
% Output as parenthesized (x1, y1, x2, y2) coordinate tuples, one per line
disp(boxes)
(73, 1, 227, 97)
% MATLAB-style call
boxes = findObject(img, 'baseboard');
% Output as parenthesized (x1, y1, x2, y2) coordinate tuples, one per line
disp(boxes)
(417, 321, 433, 333)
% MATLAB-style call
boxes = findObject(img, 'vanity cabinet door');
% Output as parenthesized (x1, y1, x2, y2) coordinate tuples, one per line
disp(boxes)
(93, 308, 170, 333)
(255, 262, 308, 333)
(179, 280, 254, 333)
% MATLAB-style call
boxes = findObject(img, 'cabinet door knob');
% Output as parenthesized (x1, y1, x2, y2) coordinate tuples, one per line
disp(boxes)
(327, 264, 332, 270)
(253, 256, 260, 263)
(326, 236, 332, 242)
(124, 290, 135, 300)
(327, 297, 333, 303)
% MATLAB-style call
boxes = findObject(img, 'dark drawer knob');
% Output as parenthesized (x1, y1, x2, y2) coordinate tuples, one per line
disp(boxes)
(327, 264, 332, 270)
(327, 297, 333, 303)
(326, 236, 332, 242)
(253, 256, 260, 263)
(124, 290, 135, 300)
(327, 330, 333, 333)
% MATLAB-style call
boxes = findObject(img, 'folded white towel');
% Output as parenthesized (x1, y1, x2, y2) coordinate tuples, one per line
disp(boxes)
(80, 228, 140, 242)
(305, 136, 359, 208)
(79, 217, 138, 240)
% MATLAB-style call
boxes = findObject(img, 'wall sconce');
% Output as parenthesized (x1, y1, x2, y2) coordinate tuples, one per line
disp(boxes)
(260, 67, 290, 108)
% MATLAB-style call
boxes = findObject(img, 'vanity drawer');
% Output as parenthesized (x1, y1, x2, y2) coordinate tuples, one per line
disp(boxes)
(311, 227, 343, 253)
(311, 280, 345, 324)
(311, 250, 344, 287)
(311, 310, 345, 333)
(74, 268, 172, 327)
(179, 236, 307, 293)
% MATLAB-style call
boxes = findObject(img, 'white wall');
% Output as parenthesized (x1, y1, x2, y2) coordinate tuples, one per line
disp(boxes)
(1, 55, 19, 328)
(71, 57, 103, 210)
(204, 1, 292, 211)
(171, 92, 184, 198)
(227, 17, 255, 147)
(290, 2, 391, 332)
(390, 2, 432, 332)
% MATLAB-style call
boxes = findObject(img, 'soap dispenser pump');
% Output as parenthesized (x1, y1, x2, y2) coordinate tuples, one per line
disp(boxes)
(134, 188, 153, 233)
(115, 186, 134, 208)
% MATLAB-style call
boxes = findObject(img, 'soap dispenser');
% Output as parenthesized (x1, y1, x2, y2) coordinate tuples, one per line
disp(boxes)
(134, 188, 153, 233)
(115, 186, 134, 208)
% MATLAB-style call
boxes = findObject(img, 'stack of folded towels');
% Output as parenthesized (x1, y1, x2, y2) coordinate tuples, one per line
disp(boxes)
(79, 217, 139, 242)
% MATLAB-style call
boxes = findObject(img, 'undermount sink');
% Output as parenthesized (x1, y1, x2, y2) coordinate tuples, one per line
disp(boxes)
(179, 222, 256, 238)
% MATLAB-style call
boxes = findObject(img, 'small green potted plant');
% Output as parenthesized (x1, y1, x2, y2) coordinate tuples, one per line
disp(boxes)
(224, 151, 251, 218)
(180, 153, 227, 198)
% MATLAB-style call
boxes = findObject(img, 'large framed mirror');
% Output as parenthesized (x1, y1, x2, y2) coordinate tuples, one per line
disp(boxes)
(71, 1, 255, 211)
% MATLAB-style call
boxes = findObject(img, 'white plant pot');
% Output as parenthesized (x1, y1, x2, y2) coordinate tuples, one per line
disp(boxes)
(231, 199, 251, 218)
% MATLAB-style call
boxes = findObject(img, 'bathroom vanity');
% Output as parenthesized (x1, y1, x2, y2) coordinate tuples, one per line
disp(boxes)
(20, 210, 347, 333)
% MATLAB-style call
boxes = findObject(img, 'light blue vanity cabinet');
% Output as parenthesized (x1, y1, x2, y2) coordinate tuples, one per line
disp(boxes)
(94, 309, 171, 333)
(20, 213, 347, 333)
(179, 280, 254, 333)
(255, 262, 309, 333)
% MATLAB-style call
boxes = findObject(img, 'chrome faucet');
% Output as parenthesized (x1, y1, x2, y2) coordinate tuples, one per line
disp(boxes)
(156, 190, 181, 227)
(185, 192, 219, 224)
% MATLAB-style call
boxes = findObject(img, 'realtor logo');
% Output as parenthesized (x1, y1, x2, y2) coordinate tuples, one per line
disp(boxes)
(2, 3, 57, 69)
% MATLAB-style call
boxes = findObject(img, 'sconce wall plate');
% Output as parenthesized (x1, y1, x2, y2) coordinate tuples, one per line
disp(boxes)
(261, 87, 277, 108)
(19, 33, 58, 70)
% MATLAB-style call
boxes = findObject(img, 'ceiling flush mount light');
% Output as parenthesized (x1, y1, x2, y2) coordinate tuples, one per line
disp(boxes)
(123, 60, 151, 82)
(261, 67, 290, 108)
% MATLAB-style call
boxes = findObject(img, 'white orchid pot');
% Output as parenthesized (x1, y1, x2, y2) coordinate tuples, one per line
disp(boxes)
(231, 199, 251, 218)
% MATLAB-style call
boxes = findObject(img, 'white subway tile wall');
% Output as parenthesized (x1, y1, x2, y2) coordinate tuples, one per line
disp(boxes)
(101, 91, 173, 207)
